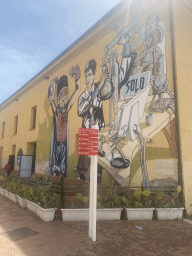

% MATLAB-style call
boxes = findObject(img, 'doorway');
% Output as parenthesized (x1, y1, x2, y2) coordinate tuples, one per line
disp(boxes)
(8, 155, 15, 170)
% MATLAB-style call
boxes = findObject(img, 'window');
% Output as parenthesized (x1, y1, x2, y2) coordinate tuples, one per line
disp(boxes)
(1, 122, 5, 139)
(13, 115, 18, 135)
(30, 106, 37, 130)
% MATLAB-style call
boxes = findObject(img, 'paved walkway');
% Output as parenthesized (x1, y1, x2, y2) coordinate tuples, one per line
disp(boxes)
(0, 195, 192, 256)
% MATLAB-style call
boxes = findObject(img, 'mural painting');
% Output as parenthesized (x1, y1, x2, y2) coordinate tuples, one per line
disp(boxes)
(48, 11, 177, 187)
(95, 11, 176, 187)
(48, 66, 81, 176)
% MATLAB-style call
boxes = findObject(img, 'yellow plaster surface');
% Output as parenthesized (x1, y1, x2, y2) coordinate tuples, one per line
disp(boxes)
(130, 159, 178, 187)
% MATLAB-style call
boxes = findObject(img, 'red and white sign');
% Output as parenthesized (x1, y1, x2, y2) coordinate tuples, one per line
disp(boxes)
(78, 133, 98, 138)
(78, 128, 98, 155)
(78, 146, 97, 151)
(79, 128, 98, 133)
(78, 137, 98, 142)
(78, 141, 98, 147)
(78, 151, 98, 156)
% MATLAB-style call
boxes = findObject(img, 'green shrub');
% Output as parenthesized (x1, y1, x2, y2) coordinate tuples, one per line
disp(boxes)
(75, 193, 89, 208)
(19, 185, 31, 200)
(39, 193, 58, 209)
(98, 180, 127, 208)
(129, 188, 151, 208)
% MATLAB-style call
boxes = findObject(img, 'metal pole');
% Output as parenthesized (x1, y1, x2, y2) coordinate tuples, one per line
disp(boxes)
(109, 61, 113, 127)
(88, 124, 98, 241)
(92, 154, 98, 241)
(168, 0, 184, 202)
(89, 157, 94, 238)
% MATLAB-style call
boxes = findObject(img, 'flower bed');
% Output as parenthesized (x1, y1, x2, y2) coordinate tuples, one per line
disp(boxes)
(0, 174, 185, 223)
(9, 192, 18, 203)
(17, 195, 27, 208)
(36, 204, 57, 222)
(155, 208, 184, 220)
(0, 187, 5, 196)
(125, 208, 155, 220)
(4, 190, 10, 199)
(61, 208, 122, 221)
(26, 200, 36, 214)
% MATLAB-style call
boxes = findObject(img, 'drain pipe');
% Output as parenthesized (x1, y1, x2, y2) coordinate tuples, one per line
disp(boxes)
(168, 0, 184, 202)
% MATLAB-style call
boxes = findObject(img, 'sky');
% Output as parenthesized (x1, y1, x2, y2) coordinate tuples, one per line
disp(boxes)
(0, 0, 121, 105)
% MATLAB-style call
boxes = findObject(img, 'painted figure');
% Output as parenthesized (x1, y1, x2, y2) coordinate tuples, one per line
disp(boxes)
(78, 59, 113, 130)
(49, 67, 81, 176)
(77, 59, 113, 182)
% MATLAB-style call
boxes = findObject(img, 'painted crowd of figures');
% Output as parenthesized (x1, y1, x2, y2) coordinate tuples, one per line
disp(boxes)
(48, 50, 135, 177)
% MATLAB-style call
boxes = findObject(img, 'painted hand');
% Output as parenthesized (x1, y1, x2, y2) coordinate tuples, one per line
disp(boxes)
(48, 77, 58, 101)
(69, 64, 81, 81)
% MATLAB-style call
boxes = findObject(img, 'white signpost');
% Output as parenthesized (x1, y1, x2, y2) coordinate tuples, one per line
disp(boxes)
(78, 125, 99, 242)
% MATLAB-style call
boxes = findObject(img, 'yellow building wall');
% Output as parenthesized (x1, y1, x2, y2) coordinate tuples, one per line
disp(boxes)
(172, 0, 192, 214)
(0, 0, 181, 197)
